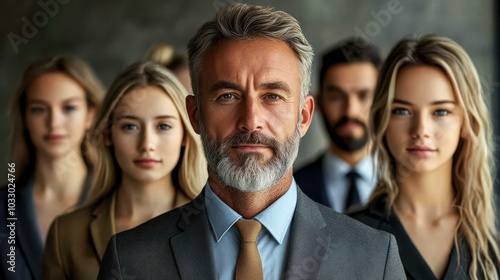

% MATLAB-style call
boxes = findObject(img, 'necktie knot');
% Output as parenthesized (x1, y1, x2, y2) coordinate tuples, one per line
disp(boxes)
(235, 219, 262, 243)
(346, 170, 359, 181)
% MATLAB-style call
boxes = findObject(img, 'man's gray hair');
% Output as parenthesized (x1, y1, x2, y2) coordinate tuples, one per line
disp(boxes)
(187, 3, 314, 104)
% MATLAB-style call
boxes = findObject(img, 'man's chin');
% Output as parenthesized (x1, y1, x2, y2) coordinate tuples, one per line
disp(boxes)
(228, 153, 272, 166)
(330, 135, 369, 152)
(229, 184, 273, 193)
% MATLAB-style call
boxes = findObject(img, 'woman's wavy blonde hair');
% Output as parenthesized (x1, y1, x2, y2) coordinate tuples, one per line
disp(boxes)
(370, 34, 499, 279)
(144, 44, 189, 74)
(86, 61, 207, 203)
(9, 54, 104, 183)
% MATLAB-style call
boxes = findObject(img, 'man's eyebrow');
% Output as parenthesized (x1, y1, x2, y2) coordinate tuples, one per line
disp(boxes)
(324, 84, 347, 95)
(260, 82, 291, 94)
(210, 81, 244, 92)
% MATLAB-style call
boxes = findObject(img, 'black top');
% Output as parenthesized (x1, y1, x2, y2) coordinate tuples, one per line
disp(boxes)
(0, 175, 92, 280)
(349, 195, 491, 280)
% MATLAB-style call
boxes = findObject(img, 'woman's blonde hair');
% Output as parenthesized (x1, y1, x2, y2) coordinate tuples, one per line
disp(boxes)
(9, 54, 104, 183)
(371, 34, 499, 279)
(87, 61, 207, 203)
(144, 44, 189, 74)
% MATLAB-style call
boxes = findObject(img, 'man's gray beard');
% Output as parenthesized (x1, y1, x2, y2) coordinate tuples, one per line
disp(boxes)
(199, 122, 301, 193)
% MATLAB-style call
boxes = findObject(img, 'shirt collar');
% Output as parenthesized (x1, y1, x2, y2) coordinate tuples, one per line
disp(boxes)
(323, 151, 377, 183)
(205, 180, 297, 245)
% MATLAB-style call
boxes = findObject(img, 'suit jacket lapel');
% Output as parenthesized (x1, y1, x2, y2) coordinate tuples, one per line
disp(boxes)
(16, 181, 43, 279)
(284, 189, 328, 279)
(312, 155, 331, 207)
(90, 194, 115, 261)
(297, 155, 332, 208)
(170, 191, 217, 279)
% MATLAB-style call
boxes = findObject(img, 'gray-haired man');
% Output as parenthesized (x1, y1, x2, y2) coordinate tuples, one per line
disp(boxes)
(98, 3, 404, 279)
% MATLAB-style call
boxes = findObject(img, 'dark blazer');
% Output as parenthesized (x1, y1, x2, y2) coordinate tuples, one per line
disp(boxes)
(349, 195, 487, 280)
(0, 175, 92, 280)
(98, 187, 405, 279)
(0, 181, 43, 280)
(294, 155, 331, 207)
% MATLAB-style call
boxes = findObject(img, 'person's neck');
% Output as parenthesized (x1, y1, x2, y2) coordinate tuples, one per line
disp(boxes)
(32, 151, 88, 199)
(115, 174, 177, 220)
(394, 161, 456, 223)
(329, 142, 371, 168)
(209, 169, 293, 219)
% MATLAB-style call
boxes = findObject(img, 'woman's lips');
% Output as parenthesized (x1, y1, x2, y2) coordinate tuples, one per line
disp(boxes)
(44, 135, 65, 143)
(134, 159, 161, 168)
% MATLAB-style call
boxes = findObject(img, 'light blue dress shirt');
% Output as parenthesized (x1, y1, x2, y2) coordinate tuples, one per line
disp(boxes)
(323, 152, 377, 212)
(205, 180, 298, 280)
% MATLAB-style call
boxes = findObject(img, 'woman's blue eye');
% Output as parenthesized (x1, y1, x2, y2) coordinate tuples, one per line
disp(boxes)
(434, 110, 449, 116)
(121, 124, 138, 131)
(29, 107, 45, 114)
(63, 105, 77, 112)
(159, 123, 172, 130)
(392, 108, 410, 115)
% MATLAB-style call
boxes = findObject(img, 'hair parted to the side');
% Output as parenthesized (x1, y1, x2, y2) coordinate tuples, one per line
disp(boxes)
(86, 61, 207, 204)
(187, 2, 313, 105)
(370, 34, 499, 279)
(9, 54, 105, 183)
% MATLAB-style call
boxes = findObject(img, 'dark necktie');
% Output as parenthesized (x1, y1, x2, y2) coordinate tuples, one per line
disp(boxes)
(345, 170, 361, 211)
(234, 220, 263, 280)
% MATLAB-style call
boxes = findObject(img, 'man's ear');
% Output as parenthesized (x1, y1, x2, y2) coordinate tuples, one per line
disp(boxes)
(299, 95, 315, 137)
(186, 95, 200, 134)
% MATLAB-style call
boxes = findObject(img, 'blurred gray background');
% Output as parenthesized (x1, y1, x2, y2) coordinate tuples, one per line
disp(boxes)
(0, 0, 497, 174)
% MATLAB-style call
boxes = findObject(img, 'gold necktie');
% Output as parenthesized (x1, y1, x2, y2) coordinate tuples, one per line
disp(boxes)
(234, 219, 263, 280)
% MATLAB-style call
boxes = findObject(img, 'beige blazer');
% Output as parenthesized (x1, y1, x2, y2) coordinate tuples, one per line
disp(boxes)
(41, 190, 190, 280)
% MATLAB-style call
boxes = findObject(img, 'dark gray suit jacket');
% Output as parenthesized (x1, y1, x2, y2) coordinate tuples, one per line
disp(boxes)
(98, 187, 405, 279)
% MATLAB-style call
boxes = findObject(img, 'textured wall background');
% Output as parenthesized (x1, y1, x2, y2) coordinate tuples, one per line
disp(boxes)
(0, 0, 495, 171)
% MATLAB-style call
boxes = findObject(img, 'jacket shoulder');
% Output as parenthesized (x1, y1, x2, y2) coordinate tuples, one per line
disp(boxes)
(113, 202, 189, 246)
(294, 155, 324, 178)
(348, 195, 390, 230)
(321, 204, 389, 240)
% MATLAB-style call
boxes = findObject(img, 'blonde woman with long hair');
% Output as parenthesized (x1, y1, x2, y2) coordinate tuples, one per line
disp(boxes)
(0, 55, 104, 280)
(41, 61, 207, 280)
(350, 35, 500, 279)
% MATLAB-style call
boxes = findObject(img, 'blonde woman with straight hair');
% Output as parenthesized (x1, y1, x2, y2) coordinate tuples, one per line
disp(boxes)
(350, 34, 500, 279)
(0, 54, 104, 280)
(41, 61, 207, 280)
